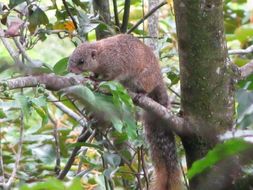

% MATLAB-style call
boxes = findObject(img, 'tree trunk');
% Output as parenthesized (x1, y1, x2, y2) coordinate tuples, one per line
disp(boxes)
(93, 0, 111, 39)
(147, 0, 160, 56)
(173, 0, 237, 189)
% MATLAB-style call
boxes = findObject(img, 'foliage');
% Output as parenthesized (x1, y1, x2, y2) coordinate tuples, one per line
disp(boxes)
(187, 139, 253, 180)
(0, 0, 253, 189)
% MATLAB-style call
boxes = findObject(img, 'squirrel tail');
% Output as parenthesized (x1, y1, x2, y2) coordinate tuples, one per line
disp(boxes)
(144, 114, 182, 190)
(144, 84, 183, 190)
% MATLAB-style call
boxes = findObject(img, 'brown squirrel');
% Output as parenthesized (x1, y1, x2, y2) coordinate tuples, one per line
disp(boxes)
(68, 34, 182, 190)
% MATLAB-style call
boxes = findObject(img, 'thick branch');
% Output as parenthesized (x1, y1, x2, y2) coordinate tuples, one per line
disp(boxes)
(3, 74, 187, 136)
(130, 92, 188, 136)
(4, 74, 87, 91)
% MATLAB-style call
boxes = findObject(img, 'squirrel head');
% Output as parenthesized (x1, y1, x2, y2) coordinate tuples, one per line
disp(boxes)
(68, 42, 98, 74)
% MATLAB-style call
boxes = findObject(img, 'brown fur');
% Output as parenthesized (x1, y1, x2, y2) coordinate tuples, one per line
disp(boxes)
(68, 34, 183, 190)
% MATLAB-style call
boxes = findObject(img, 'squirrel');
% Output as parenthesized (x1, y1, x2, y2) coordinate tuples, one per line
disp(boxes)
(68, 34, 182, 190)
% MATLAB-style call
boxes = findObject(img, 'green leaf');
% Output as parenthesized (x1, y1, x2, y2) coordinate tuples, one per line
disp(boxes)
(66, 85, 96, 105)
(103, 152, 121, 167)
(70, 142, 103, 151)
(67, 178, 83, 190)
(237, 74, 253, 90)
(111, 117, 124, 132)
(187, 139, 252, 180)
(53, 57, 69, 75)
(20, 178, 65, 190)
(31, 144, 55, 164)
(99, 81, 134, 108)
(28, 7, 49, 33)
(9, 0, 26, 8)
(77, 9, 99, 36)
(31, 96, 47, 107)
(0, 108, 6, 119)
(31, 96, 48, 126)
(103, 168, 119, 180)
(15, 95, 31, 121)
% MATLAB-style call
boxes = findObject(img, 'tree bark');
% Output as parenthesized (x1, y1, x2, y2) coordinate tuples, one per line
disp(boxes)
(147, 0, 160, 56)
(173, 0, 236, 189)
(93, 0, 111, 39)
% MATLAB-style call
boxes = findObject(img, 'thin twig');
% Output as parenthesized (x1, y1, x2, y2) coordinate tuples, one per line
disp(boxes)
(137, 147, 143, 190)
(0, 125, 5, 185)
(48, 113, 61, 175)
(120, 0, 131, 33)
(168, 86, 181, 98)
(48, 93, 88, 127)
(67, 96, 86, 119)
(103, 135, 142, 189)
(127, 1, 167, 34)
(13, 37, 33, 65)
(76, 129, 96, 175)
(140, 146, 149, 190)
(4, 110, 24, 189)
(57, 127, 92, 179)
(228, 45, 253, 55)
(142, 0, 145, 38)
(180, 160, 189, 190)
(102, 156, 109, 190)
(62, 0, 78, 30)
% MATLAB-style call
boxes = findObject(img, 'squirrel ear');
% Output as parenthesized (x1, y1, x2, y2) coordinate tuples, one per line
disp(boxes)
(91, 50, 97, 59)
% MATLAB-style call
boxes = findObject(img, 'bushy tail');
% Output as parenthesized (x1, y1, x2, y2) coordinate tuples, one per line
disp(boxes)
(144, 84, 182, 190)
(144, 113, 182, 190)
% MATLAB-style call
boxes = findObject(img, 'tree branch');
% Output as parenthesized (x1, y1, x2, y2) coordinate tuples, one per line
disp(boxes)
(238, 60, 253, 79)
(127, 1, 167, 34)
(57, 127, 93, 179)
(48, 113, 61, 175)
(62, 0, 78, 30)
(3, 74, 188, 136)
(47, 94, 92, 179)
(47, 93, 88, 127)
(13, 37, 35, 65)
(228, 45, 253, 55)
(0, 27, 21, 65)
(130, 92, 188, 136)
(0, 125, 5, 185)
(121, 0, 131, 33)
(4, 110, 24, 189)
(220, 130, 253, 142)
(4, 74, 87, 91)
(112, 0, 120, 30)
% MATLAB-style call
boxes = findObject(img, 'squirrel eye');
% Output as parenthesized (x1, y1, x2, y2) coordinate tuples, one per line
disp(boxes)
(78, 59, 84, 65)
